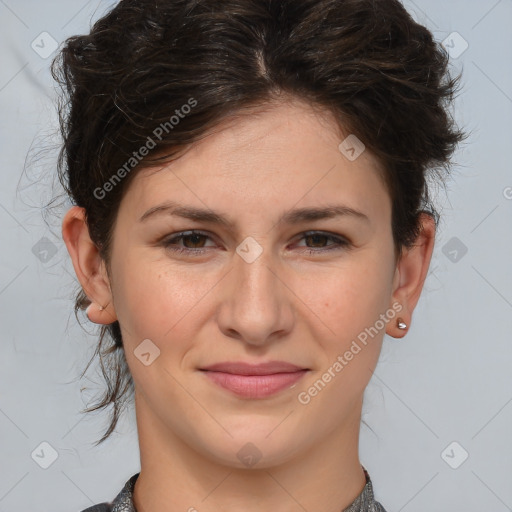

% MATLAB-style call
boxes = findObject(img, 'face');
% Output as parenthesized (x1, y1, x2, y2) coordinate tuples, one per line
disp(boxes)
(78, 99, 405, 467)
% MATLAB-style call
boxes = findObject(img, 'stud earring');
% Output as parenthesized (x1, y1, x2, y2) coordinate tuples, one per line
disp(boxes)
(396, 317, 407, 330)
(86, 303, 104, 321)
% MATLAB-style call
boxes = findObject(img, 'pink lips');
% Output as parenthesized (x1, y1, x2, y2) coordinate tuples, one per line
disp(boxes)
(200, 361, 309, 399)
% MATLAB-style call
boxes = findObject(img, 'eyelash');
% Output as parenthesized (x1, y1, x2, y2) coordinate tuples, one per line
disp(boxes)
(160, 230, 351, 256)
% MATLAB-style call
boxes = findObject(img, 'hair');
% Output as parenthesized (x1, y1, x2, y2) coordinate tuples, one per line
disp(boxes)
(51, 0, 466, 445)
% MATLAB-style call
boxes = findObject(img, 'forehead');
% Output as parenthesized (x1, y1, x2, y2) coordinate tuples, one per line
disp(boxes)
(119, 99, 390, 226)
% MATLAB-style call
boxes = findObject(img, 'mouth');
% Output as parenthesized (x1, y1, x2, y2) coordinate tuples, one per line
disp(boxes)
(199, 361, 310, 399)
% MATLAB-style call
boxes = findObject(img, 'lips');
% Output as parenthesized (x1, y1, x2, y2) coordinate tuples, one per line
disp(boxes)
(199, 361, 309, 399)
(200, 361, 306, 375)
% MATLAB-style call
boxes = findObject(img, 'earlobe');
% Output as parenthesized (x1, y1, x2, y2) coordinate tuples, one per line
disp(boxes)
(61, 206, 117, 324)
(85, 300, 117, 324)
(386, 213, 436, 339)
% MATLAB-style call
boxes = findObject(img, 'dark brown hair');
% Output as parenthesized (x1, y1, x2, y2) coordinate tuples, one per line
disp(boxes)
(51, 0, 465, 445)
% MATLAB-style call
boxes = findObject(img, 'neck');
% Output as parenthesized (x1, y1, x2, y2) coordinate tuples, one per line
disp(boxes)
(132, 391, 367, 512)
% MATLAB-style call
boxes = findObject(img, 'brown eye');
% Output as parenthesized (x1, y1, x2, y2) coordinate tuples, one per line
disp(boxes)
(160, 229, 351, 257)
(296, 231, 351, 254)
(162, 230, 214, 254)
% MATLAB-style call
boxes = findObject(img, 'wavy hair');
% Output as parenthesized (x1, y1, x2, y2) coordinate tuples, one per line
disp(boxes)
(51, 0, 466, 445)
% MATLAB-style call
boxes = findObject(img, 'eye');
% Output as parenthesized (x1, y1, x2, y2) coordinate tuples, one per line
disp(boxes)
(295, 231, 351, 254)
(161, 230, 214, 255)
(160, 230, 351, 256)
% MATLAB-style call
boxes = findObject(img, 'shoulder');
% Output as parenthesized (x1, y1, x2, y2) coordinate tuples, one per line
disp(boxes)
(372, 501, 389, 512)
(79, 504, 112, 512)
(77, 472, 140, 512)
(359, 466, 389, 512)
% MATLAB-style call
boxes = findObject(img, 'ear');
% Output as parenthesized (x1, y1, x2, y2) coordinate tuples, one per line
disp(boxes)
(61, 206, 117, 325)
(386, 212, 436, 338)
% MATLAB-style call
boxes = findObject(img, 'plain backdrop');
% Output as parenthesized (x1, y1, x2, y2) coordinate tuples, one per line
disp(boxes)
(0, 1, 511, 511)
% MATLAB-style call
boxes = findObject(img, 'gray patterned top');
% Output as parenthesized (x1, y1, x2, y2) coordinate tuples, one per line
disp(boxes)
(80, 466, 387, 512)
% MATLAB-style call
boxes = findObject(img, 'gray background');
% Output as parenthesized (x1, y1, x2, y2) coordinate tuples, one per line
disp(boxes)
(0, 0, 511, 510)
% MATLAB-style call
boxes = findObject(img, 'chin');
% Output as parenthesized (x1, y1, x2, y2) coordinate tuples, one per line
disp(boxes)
(196, 426, 305, 470)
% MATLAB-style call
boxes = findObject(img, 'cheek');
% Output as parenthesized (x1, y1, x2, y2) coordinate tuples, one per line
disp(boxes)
(112, 253, 216, 345)
(302, 255, 393, 371)
(313, 259, 391, 326)
(298, 264, 391, 405)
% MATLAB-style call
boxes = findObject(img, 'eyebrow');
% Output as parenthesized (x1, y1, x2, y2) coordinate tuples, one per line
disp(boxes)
(138, 200, 370, 227)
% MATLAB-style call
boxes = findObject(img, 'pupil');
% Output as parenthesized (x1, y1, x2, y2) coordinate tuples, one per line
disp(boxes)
(308, 234, 325, 247)
(188, 234, 203, 247)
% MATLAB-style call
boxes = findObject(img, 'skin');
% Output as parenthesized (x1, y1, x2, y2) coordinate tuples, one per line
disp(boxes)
(62, 98, 435, 512)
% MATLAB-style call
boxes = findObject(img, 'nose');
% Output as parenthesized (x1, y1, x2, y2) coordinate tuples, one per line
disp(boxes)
(216, 241, 294, 347)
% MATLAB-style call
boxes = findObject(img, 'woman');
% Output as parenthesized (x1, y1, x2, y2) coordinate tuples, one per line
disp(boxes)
(55, 0, 465, 510)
